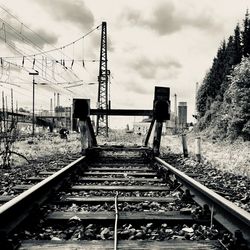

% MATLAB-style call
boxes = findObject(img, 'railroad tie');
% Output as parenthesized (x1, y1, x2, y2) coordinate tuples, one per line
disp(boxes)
(70, 185, 170, 191)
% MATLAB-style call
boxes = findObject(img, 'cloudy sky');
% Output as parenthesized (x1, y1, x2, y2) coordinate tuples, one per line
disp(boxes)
(0, 0, 249, 127)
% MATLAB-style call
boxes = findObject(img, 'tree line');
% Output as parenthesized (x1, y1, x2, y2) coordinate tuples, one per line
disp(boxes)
(196, 10, 250, 140)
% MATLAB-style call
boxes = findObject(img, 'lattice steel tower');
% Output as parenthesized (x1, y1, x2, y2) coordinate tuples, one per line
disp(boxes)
(96, 22, 109, 136)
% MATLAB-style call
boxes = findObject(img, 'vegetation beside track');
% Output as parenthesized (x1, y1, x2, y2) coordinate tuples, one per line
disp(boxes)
(5, 130, 249, 178)
(161, 133, 250, 177)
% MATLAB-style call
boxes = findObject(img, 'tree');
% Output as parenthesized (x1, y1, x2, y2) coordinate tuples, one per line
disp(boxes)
(196, 41, 228, 118)
(196, 78, 208, 117)
(196, 10, 249, 139)
(223, 57, 250, 140)
(233, 24, 242, 64)
(242, 10, 250, 57)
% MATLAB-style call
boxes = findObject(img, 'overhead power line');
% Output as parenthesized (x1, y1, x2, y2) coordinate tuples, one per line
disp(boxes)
(0, 4, 101, 101)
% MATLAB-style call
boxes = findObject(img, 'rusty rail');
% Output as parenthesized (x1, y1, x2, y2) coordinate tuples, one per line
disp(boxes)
(155, 157, 250, 247)
(0, 156, 85, 234)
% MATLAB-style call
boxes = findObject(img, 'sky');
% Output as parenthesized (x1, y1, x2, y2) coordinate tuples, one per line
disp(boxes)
(0, 0, 249, 128)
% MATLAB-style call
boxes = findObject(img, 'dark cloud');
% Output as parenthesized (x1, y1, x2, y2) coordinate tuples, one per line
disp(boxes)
(123, 2, 220, 35)
(35, 0, 94, 30)
(131, 56, 181, 79)
(144, 2, 182, 35)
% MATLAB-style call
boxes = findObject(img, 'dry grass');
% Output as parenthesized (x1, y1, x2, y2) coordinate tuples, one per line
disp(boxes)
(5, 129, 250, 178)
(161, 133, 250, 177)
(8, 132, 81, 167)
(98, 130, 144, 146)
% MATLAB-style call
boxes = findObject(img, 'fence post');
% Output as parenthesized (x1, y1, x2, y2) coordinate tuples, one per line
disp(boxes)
(195, 137, 201, 162)
(181, 134, 188, 157)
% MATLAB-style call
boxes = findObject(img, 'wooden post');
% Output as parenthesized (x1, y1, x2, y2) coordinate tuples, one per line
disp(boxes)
(79, 120, 88, 154)
(153, 121, 163, 156)
(144, 118, 155, 147)
(86, 117, 97, 147)
(195, 137, 201, 162)
(181, 134, 188, 157)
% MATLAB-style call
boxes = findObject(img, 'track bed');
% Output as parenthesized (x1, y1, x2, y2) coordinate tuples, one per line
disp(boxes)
(0, 146, 249, 249)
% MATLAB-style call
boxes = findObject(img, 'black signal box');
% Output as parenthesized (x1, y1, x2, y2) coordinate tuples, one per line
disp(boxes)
(73, 99, 90, 120)
(153, 87, 170, 121)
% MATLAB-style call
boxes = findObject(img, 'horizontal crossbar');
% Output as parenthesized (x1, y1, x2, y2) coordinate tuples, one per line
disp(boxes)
(90, 109, 153, 116)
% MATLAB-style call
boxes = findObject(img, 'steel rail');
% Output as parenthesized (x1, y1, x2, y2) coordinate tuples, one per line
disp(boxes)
(155, 157, 250, 246)
(0, 156, 85, 235)
(114, 191, 118, 250)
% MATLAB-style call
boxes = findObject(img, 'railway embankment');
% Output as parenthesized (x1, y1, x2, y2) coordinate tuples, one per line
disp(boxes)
(161, 133, 250, 177)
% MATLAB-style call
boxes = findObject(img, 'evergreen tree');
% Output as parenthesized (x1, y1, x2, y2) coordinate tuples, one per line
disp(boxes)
(196, 73, 209, 117)
(196, 10, 248, 138)
(196, 41, 227, 118)
(233, 24, 242, 64)
(219, 36, 237, 96)
(242, 10, 250, 57)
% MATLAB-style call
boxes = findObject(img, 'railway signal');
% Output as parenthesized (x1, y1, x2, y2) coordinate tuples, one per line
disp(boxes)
(145, 86, 171, 156)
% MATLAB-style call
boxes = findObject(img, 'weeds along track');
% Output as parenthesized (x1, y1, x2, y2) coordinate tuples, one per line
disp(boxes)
(0, 146, 249, 249)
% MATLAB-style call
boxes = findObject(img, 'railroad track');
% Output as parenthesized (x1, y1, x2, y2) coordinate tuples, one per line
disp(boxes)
(0, 146, 249, 249)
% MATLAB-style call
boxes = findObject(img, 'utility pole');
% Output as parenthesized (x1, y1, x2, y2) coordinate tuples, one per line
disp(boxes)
(11, 89, 13, 123)
(54, 92, 56, 112)
(16, 100, 18, 123)
(5, 95, 8, 127)
(57, 93, 60, 107)
(2, 92, 5, 131)
(29, 70, 39, 137)
(96, 21, 109, 137)
(50, 98, 53, 113)
(195, 82, 199, 116)
(174, 93, 177, 134)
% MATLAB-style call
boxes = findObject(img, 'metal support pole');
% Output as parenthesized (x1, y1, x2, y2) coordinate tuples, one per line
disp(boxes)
(11, 89, 13, 124)
(96, 22, 109, 137)
(5, 96, 8, 128)
(174, 93, 177, 134)
(2, 91, 5, 131)
(29, 71, 39, 137)
(32, 76, 35, 137)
